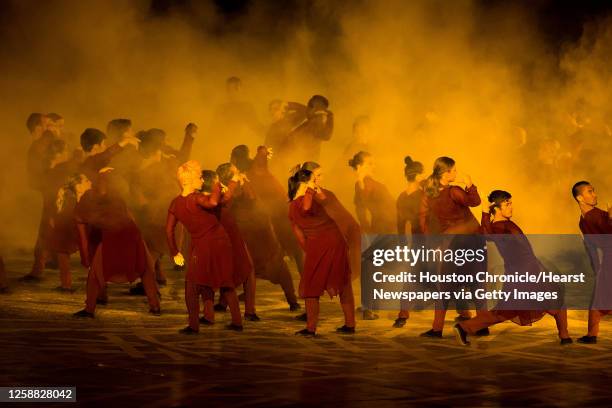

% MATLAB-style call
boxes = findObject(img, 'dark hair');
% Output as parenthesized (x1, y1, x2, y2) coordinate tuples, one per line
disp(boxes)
(307, 95, 329, 110)
(403, 156, 424, 182)
(106, 119, 132, 141)
(572, 181, 591, 201)
(47, 112, 63, 121)
(425, 156, 456, 197)
(216, 163, 234, 185)
(230, 145, 252, 172)
(301, 161, 320, 172)
(200, 170, 218, 193)
(139, 129, 165, 158)
(487, 190, 512, 215)
(26, 113, 44, 133)
(288, 168, 313, 201)
(348, 151, 371, 170)
(80, 128, 107, 152)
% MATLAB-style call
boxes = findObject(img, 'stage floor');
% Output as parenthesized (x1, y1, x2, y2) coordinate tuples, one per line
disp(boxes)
(0, 255, 611, 407)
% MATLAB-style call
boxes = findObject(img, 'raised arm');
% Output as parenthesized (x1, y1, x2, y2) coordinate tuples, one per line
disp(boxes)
(194, 183, 222, 209)
(450, 185, 481, 208)
(176, 123, 197, 163)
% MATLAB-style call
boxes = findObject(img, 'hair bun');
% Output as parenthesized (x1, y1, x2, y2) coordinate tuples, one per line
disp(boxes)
(404, 156, 413, 165)
(348, 158, 354, 168)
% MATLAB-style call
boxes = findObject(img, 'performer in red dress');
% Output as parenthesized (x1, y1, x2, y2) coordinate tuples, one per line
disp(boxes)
(230, 145, 304, 276)
(419, 156, 485, 337)
(166, 161, 243, 334)
(288, 167, 355, 336)
(454, 190, 572, 346)
(572, 181, 612, 344)
(131, 124, 196, 286)
(72, 169, 161, 318)
(79, 128, 140, 184)
(201, 169, 258, 320)
(349, 151, 396, 320)
(393, 156, 425, 328)
(217, 162, 300, 312)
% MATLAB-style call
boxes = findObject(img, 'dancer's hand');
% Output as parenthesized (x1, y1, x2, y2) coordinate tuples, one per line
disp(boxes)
(266, 147, 273, 159)
(185, 123, 198, 136)
(173, 253, 185, 267)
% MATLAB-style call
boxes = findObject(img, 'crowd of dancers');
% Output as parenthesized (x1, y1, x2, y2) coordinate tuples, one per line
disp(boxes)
(2, 77, 611, 347)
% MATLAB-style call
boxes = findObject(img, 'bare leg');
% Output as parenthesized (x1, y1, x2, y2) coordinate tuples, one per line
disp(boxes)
(222, 287, 243, 326)
(57, 253, 72, 289)
(305, 297, 320, 332)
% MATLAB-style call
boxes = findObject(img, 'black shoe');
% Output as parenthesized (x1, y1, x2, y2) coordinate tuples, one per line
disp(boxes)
(199, 317, 214, 325)
(577, 335, 597, 344)
(73, 309, 94, 318)
(475, 328, 490, 336)
(226, 323, 243, 332)
(560, 337, 573, 345)
(213, 303, 228, 312)
(289, 302, 301, 312)
(128, 283, 145, 296)
(336, 325, 356, 334)
(237, 292, 246, 302)
(19, 274, 42, 283)
(244, 313, 261, 322)
(149, 308, 161, 316)
(420, 329, 443, 338)
(96, 297, 108, 306)
(54, 286, 75, 294)
(179, 326, 198, 335)
(454, 315, 471, 322)
(295, 312, 307, 321)
(362, 309, 379, 320)
(393, 317, 408, 328)
(453, 324, 470, 346)
(295, 328, 316, 337)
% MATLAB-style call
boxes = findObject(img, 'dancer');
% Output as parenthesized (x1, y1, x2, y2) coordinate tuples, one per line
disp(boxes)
(572, 181, 612, 344)
(419, 156, 485, 338)
(349, 151, 396, 320)
(80, 128, 140, 183)
(393, 156, 425, 328)
(202, 169, 258, 321)
(287, 95, 334, 162)
(216, 161, 300, 311)
(166, 161, 243, 334)
(21, 139, 81, 288)
(231, 145, 304, 275)
(288, 167, 355, 336)
(454, 190, 572, 346)
(131, 124, 196, 287)
(72, 169, 161, 318)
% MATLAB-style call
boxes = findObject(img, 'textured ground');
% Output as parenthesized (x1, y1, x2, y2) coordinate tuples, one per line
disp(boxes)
(0, 254, 611, 407)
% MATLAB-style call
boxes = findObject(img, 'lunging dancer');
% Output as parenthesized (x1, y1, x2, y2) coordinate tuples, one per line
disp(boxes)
(166, 161, 242, 334)
(454, 190, 572, 346)
(288, 166, 355, 336)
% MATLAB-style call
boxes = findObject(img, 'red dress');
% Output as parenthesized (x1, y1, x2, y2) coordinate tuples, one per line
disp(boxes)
(247, 146, 303, 262)
(166, 185, 234, 289)
(481, 212, 560, 325)
(419, 185, 481, 234)
(229, 180, 285, 283)
(212, 181, 253, 286)
(289, 188, 351, 297)
(74, 185, 147, 283)
(354, 176, 396, 234)
(396, 189, 424, 235)
(579, 207, 612, 311)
